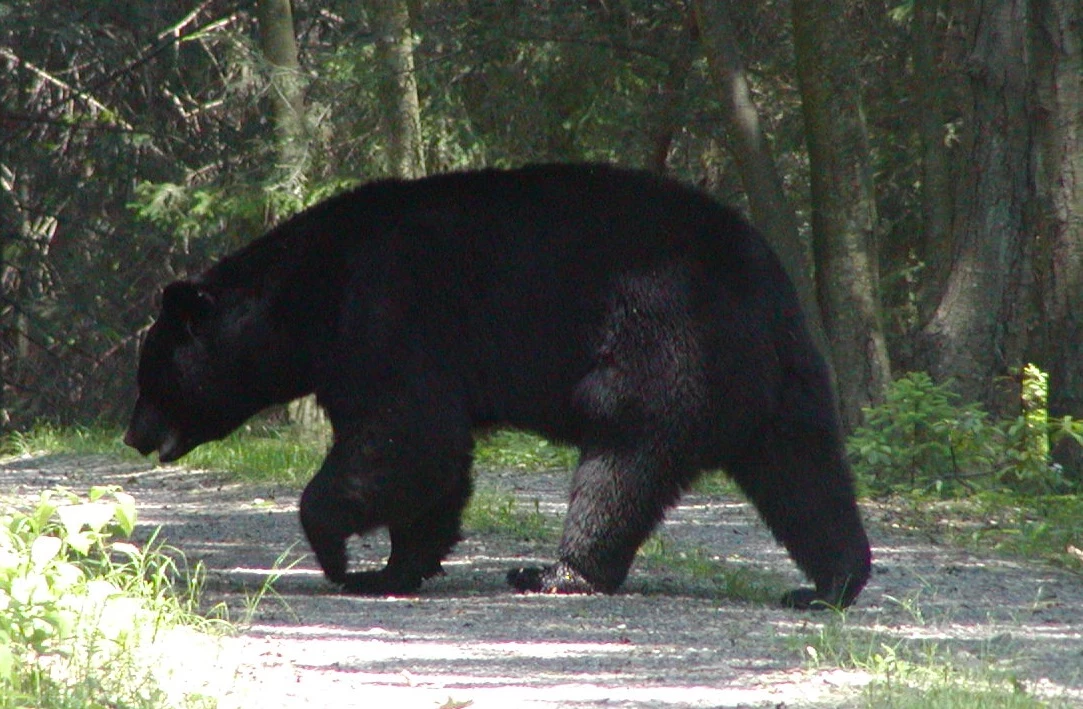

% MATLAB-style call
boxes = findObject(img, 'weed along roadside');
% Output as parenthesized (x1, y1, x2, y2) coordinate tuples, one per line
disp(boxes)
(0, 482, 226, 708)
(0, 426, 1081, 707)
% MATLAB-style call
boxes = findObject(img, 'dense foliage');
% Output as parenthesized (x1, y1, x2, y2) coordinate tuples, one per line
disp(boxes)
(2, 0, 1080, 484)
(849, 369, 1083, 496)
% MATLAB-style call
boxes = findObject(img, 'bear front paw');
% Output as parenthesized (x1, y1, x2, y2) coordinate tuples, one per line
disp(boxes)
(342, 568, 424, 595)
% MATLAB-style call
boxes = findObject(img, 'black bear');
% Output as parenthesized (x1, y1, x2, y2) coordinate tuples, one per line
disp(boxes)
(125, 163, 871, 609)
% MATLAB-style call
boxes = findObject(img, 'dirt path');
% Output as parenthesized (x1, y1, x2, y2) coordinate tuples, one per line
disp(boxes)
(3, 453, 1082, 708)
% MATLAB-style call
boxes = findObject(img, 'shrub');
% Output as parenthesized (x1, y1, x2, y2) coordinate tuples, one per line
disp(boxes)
(848, 369, 1082, 496)
(847, 372, 997, 495)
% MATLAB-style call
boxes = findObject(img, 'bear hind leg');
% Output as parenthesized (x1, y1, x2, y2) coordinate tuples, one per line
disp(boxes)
(508, 445, 688, 594)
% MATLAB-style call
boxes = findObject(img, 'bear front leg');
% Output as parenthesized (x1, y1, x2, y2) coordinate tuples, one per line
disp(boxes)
(342, 467, 472, 595)
(509, 446, 685, 594)
(299, 461, 356, 585)
(300, 428, 473, 595)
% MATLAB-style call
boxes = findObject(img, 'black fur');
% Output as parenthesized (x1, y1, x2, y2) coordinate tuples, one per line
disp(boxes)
(125, 164, 871, 609)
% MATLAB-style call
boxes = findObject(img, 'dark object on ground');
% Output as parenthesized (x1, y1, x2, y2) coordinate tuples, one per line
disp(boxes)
(124, 163, 871, 609)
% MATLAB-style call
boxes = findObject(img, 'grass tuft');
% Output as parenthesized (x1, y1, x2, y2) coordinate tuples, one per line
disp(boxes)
(473, 430, 577, 471)
(799, 607, 1065, 709)
(178, 425, 328, 486)
(463, 488, 558, 542)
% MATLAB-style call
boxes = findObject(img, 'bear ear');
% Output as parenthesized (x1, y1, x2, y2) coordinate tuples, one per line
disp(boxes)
(161, 281, 216, 328)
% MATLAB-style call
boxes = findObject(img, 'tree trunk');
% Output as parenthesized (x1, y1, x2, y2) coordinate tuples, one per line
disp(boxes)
(257, 0, 320, 429)
(647, 18, 693, 176)
(0, 230, 8, 431)
(791, 0, 892, 431)
(911, 0, 956, 314)
(1033, 0, 1083, 479)
(370, 0, 425, 179)
(257, 0, 309, 197)
(918, 0, 1035, 412)
(692, 0, 830, 365)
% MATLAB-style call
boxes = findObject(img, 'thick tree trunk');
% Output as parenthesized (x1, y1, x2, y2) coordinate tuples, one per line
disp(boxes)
(791, 0, 891, 431)
(692, 0, 830, 365)
(257, 0, 309, 197)
(1034, 0, 1083, 479)
(370, 0, 425, 179)
(918, 0, 1035, 411)
(257, 0, 319, 428)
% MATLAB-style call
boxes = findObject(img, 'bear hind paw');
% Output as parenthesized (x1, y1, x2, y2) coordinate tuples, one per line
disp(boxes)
(506, 562, 599, 594)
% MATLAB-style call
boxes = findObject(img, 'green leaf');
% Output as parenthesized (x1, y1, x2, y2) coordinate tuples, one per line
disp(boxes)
(65, 530, 95, 556)
(0, 637, 13, 684)
(57, 502, 115, 538)
(30, 535, 62, 569)
(29, 495, 58, 536)
(112, 492, 137, 536)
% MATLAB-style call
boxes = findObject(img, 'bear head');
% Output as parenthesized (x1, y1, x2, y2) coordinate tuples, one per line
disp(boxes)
(124, 280, 290, 462)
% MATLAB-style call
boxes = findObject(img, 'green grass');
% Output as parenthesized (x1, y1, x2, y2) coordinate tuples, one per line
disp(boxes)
(874, 491, 1083, 574)
(1, 424, 137, 459)
(2, 421, 328, 487)
(798, 609, 1063, 708)
(472, 429, 578, 471)
(178, 426, 328, 486)
(462, 488, 558, 542)
(635, 535, 787, 603)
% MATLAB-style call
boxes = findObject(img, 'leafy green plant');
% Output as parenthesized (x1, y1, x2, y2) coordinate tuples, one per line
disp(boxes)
(848, 372, 998, 495)
(0, 486, 219, 708)
(848, 368, 1083, 496)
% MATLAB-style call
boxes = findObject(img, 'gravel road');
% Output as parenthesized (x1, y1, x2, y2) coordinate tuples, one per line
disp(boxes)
(2, 453, 1081, 708)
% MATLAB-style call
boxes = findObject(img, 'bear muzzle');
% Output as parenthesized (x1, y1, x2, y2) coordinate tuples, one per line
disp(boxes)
(124, 399, 190, 462)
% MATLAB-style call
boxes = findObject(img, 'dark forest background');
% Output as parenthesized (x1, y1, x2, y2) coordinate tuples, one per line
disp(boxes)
(2, 0, 1081, 474)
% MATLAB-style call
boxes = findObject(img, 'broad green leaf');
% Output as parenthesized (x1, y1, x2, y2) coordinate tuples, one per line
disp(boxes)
(58, 502, 115, 538)
(10, 573, 48, 605)
(29, 535, 62, 569)
(112, 492, 137, 535)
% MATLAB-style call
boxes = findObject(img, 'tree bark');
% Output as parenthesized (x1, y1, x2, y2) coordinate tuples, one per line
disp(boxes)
(257, 0, 309, 197)
(791, 0, 892, 431)
(647, 18, 694, 176)
(370, 0, 425, 179)
(692, 0, 830, 365)
(1033, 0, 1083, 479)
(911, 0, 956, 313)
(257, 0, 320, 428)
(918, 0, 1035, 411)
